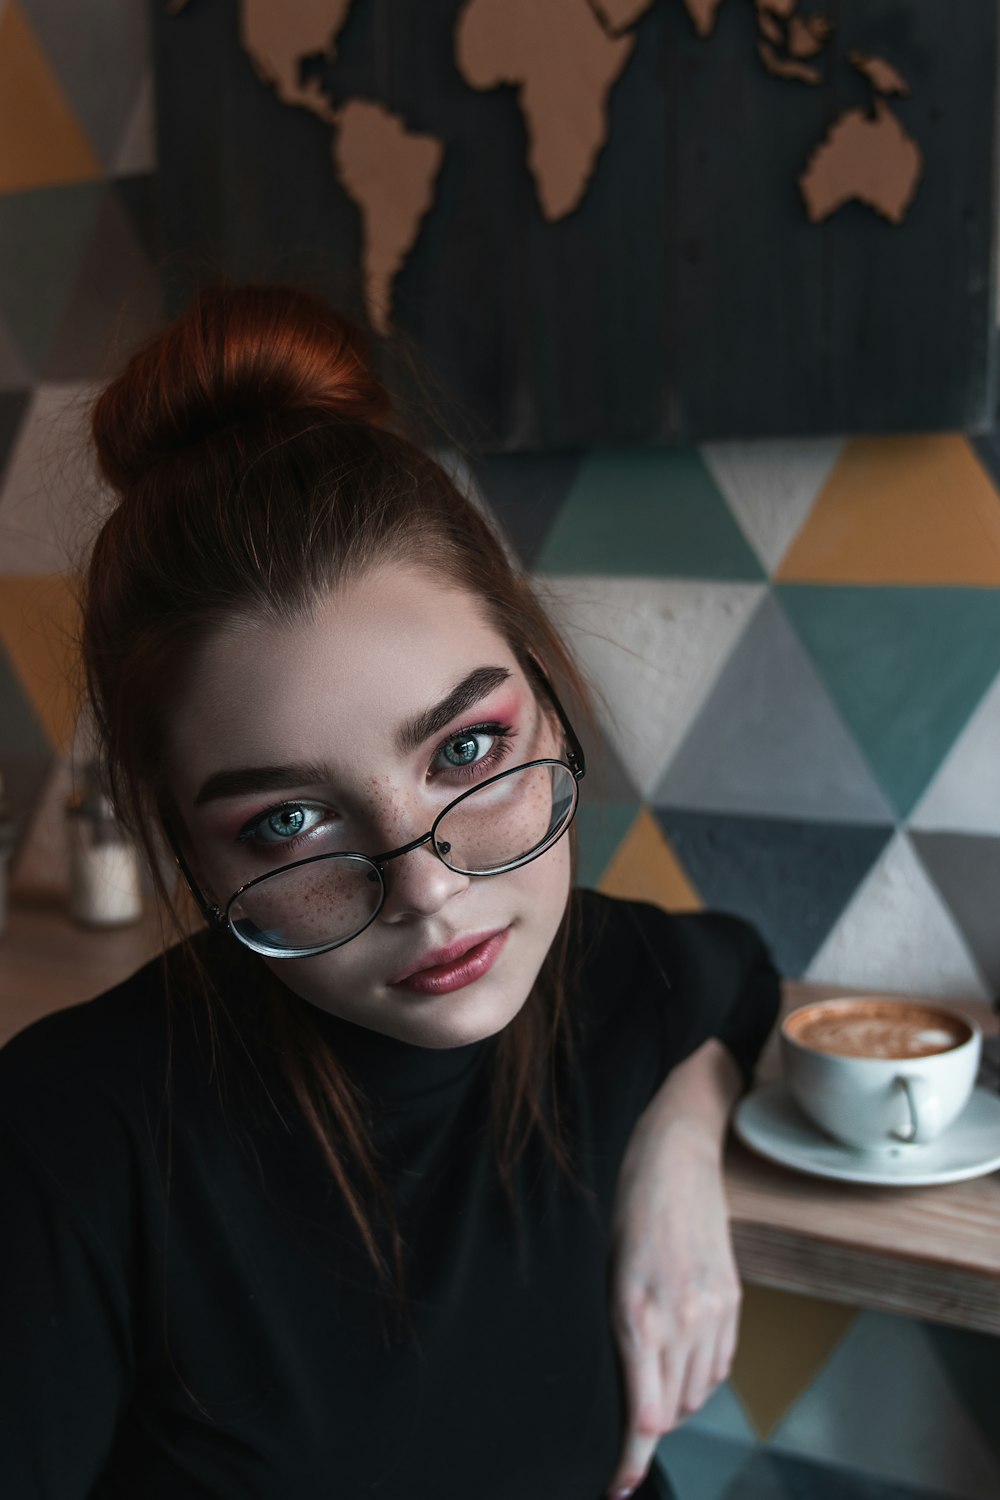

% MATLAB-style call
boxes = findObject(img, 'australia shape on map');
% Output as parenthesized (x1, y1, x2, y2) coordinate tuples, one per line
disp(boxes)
(799, 51, 923, 224)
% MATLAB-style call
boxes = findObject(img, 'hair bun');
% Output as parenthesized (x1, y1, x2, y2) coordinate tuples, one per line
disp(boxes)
(91, 284, 391, 492)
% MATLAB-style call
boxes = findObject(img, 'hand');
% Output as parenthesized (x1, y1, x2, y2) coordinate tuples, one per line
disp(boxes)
(605, 1111, 742, 1499)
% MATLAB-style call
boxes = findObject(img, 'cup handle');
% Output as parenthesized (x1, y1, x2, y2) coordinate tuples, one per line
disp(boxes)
(891, 1075, 941, 1143)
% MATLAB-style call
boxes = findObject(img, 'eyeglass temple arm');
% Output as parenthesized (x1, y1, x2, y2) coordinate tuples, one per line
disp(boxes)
(160, 814, 225, 927)
(526, 657, 587, 781)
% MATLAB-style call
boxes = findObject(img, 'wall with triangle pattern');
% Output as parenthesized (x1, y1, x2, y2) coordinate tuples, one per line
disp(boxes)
(0, 4, 998, 1497)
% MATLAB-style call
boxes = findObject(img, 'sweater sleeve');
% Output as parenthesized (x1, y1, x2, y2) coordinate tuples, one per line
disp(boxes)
(0, 1112, 134, 1498)
(624, 901, 782, 1091)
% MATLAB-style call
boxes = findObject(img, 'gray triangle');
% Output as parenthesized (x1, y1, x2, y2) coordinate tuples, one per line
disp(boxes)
(564, 692, 638, 889)
(0, 183, 104, 373)
(20, 0, 150, 170)
(654, 593, 894, 823)
(575, 708, 637, 807)
(770, 1311, 1000, 1499)
(910, 832, 1000, 994)
(43, 187, 162, 381)
(0, 317, 31, 392)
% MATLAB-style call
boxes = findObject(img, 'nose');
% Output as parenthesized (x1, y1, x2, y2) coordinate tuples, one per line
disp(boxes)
(377, 837, 470, 923)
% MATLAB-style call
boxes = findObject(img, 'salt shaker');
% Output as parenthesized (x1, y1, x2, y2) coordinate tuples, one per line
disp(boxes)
(66, 778, 143, 927)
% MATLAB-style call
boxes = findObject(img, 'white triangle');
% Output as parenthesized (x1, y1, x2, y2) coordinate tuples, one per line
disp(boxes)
(700, 436, 844, 574)
(909, 666, 1000, 835)
(806, 831, 989, 1000)
(535, 575, 765, 798)
(0, 381, 114, 573)
(111, 71, 156, 177)
(771, 1311, 1000, 1500)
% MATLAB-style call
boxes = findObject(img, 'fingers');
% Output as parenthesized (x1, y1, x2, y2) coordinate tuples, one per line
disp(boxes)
(711, 1302, 741, 1389)
(679, 1332, 717, 1420)
(678, 1294, 740, 1418)
(607, 1284, 742, 1498)
(607, 1308, 667, 1497)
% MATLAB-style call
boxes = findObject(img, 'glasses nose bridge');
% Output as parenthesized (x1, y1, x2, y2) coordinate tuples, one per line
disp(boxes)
(370, 827, 439, 872)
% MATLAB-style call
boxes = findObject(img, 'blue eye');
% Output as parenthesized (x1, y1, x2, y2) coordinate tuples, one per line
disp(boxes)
(239, 803, 324, 846)
(442, 732, 487, 767)
(268, 807, 306, 838)
(433, 724, 516, 781)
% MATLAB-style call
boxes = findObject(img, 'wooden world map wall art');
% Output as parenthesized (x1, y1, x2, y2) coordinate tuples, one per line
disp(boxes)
(155, 0, 998, 450)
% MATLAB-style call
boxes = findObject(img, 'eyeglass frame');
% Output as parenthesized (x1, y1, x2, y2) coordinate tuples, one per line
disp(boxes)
(161, 659, 586, 958)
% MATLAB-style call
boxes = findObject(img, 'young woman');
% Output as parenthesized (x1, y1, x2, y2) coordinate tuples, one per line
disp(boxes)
(0, 286, 779, 1500)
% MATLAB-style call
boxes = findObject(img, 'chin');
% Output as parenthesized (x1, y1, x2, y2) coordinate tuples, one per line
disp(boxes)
(386, 968, 534, 1050)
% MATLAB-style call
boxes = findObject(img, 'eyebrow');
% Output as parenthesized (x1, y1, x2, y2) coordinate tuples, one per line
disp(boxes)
(192, 664, 513, 807)
(396, 665, 512, 754)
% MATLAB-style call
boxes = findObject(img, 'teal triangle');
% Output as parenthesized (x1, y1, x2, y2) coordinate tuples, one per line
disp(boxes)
(573, 800, 639, 888)
(778, 586, 1000, 819)
(535, 447, 764, 579)
(0, 183, 104, 374)
(656, 1428, 756, 1500)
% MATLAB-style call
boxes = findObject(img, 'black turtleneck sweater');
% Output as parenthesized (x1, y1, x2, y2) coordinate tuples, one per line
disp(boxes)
(0, 889, 779, 1500)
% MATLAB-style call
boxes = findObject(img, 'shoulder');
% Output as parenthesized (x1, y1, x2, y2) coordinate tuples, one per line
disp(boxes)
(0, 927, 231, 1144)
(571, 887, 771, 984)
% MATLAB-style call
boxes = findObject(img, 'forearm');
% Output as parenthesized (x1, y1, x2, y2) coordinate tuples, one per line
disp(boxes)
(640, 1038, 743, 1164)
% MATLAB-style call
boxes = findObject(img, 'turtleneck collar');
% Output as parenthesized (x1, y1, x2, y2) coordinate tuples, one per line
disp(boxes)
(187, 925, 493, 1111)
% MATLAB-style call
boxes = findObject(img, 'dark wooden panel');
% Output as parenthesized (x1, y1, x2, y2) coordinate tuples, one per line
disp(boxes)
(153, 0, 997, 450)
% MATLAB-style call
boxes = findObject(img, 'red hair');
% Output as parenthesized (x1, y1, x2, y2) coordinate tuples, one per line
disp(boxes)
(81, 284, 597, 1338)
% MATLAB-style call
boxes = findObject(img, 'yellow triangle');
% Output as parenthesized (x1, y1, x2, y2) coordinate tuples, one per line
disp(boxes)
(598, 808, 702, 910)
(0, 1, 103, 192)
(729, 1284, 857, 1437)
(0, 575, 84, 752)
(776, 435, 1000, 585)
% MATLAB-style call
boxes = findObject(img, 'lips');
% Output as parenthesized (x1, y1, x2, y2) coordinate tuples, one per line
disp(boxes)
(388, 928, 510, 996)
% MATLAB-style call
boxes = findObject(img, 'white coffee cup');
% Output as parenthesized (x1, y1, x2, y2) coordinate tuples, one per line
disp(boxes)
(780, 996, 981, 1153)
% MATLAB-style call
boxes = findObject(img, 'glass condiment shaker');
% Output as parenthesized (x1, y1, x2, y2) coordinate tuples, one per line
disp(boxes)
(66, 780, 143, 927)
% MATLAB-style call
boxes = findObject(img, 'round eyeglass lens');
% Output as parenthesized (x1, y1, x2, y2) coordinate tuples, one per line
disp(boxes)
(433, 761, 577, 875)
(226, 852, 382, 956)
(224, 762, 578, 957)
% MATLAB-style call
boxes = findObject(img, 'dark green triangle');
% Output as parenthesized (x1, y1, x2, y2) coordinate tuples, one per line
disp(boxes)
(0, 391, 30, 485)
(472, 450, 582, 567)
(652, 808, 892, 977)
(0, 183, 104, 374)
(536, 447, 764, 579)
(778, 586, 1000, 819)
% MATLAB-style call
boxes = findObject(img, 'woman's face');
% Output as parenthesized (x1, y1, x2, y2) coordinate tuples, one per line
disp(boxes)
(167, 563, 572, 1049)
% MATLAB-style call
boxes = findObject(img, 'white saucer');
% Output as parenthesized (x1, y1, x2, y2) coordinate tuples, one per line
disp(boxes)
(733, 1081, 1000, 1186)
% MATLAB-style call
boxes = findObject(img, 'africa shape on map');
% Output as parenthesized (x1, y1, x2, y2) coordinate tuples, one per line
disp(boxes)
(181, 0, 925, 334)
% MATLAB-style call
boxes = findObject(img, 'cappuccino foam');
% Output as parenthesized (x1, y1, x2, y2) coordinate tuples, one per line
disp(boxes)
(786, 1001, 969, 1060)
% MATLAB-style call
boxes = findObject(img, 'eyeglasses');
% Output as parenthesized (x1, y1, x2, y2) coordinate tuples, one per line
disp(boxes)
(164, 663, 586, 959)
